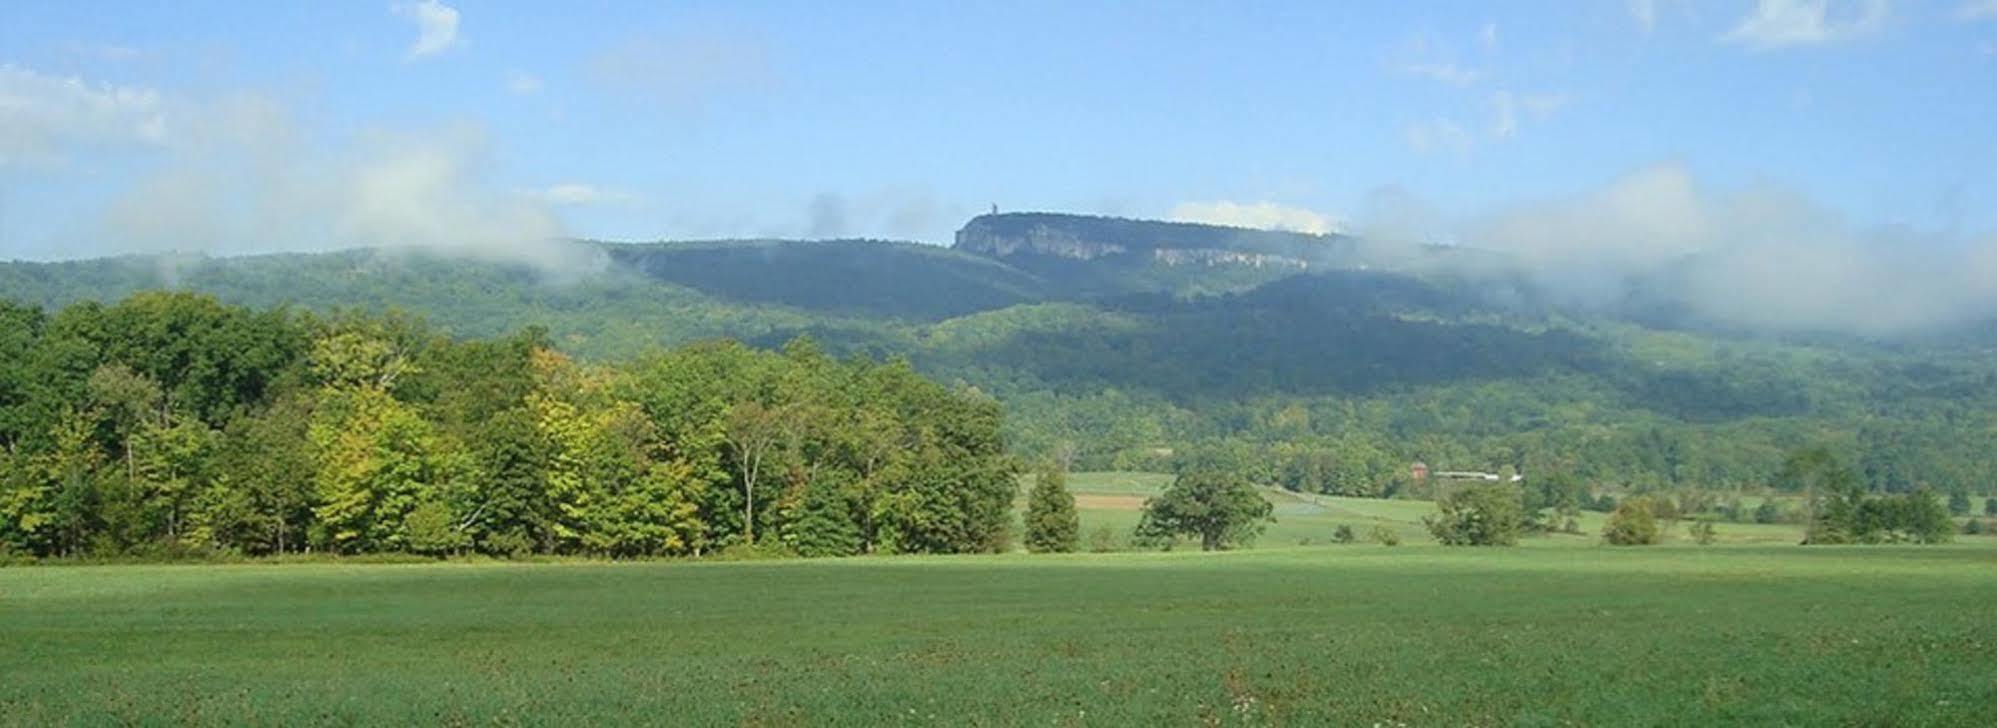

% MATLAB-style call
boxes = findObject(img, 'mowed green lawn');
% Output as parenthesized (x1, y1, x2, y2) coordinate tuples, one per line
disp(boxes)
(6, 545, 1997, 725)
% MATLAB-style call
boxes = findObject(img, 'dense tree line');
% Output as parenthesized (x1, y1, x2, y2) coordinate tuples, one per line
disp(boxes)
(1777, 447, 1956, 544)
(0, 293, 1018, 560)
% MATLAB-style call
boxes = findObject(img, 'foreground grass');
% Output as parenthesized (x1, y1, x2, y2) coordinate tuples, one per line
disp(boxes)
(4, 547, 1995, 725)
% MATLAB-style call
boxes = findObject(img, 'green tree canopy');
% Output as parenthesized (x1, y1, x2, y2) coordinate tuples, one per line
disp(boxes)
(1134, 470, 1273, 551)
(1425, 483, 1525, 547)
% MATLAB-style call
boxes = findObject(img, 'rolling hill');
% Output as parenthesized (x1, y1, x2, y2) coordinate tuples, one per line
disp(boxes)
(5, 212, 1996, 497)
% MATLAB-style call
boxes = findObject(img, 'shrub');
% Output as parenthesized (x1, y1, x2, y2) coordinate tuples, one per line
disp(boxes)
(1424, 483, 1524, 546)
(1369, 526, 1401, 546)
(482, 530, 535, 559)
(1985, 497, 1996, 517)
(1690, 519, 1718, 545)
(1603, 497, 1663, 546)
(1948, 491, 1971, 516)
(1087, 525, 1119, 553)
(1752, 500, 1784, 524)
(1588, 493, 1618, 513)
(1963, 518, 1984, 536)
(402, 501, 469, 557)
(1332, 524, 1356, 544)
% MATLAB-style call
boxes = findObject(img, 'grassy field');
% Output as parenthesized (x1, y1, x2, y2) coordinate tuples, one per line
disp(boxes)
(5, 473, 1994, 725)
(5, 547, 1996, 725)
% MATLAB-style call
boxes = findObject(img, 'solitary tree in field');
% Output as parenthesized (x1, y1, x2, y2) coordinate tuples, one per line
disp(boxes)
(1134, 470, 1273, 551)
(1024, 466, 1080, 553)
(1602, 496, 1662, 546)
(1425, 482, 1524, 546)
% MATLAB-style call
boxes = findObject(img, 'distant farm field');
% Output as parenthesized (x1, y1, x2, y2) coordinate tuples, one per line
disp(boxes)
(1026, 471, 1829, 550)
(5, 544, 1996, 725)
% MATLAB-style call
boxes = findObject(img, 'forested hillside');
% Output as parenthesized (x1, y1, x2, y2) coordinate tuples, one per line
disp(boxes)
(5, 213, 1996, 507)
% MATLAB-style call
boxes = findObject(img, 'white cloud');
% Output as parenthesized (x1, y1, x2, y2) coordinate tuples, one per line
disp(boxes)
(1494, 90, 1572, 139)
(0, 64, 168, 167)
(1721, 0, 1888, 50)
(1630, 0, 1658, 32)
(0, 62, 585, 270)
(334, 134, 571, 265)
(1957, 0, 1997, 21)
(96, 120, 587, 270)
(1401, 62, 1485, 86)
(1169, 201, 1343, 235)
(1404, 117, 1475, 156)
(394, 0, 462, 60)
(534, 183, 634, 206)
(1458, 163, 1997, 334)
(506, 71, 543, 95)
(1480, 22, 1499, 50)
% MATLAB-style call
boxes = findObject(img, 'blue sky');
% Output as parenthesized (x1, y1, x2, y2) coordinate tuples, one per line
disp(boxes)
(1, 0, 1994, 261)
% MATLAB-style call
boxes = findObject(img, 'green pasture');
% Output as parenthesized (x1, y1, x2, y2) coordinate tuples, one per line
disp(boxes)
(6, 546, 1996, 724)
(5, 472, 1994, 725)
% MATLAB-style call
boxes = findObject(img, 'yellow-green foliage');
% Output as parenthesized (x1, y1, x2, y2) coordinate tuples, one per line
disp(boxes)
(1604, 497, 1664, 546)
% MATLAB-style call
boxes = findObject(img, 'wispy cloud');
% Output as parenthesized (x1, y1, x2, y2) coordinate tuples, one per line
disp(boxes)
(1480, 22, 1499, 51)
(589, 32, 774, 110)
(62, 42, 142, 62)
(1958, 0, 1997, 21)
(1393, 34, 1486, 85)
(1458, 162, 1997, 335)
(1490, 91, 1570, 140)
(394, 0, 463, 60)
(1404, 117, 1475, 156)
(0, 64, 168, 167)
(1402, 62, 1485, 86)
(1630, 0, 1658, 33)
(1169, 201, 1343, 235)
(1721, 0, 1888, 50)
(533, 183, 635, 206)
(506, 71, 543, 95)
(5, 62, 585, 269)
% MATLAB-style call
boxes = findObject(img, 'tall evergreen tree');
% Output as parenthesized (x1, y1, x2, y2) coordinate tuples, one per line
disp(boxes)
(1024, 466, 1080, 553)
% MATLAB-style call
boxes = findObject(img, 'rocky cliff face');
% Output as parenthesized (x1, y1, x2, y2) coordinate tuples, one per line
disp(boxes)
(954, 212, 1343, 269)
(954, 218, 1129, 260)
